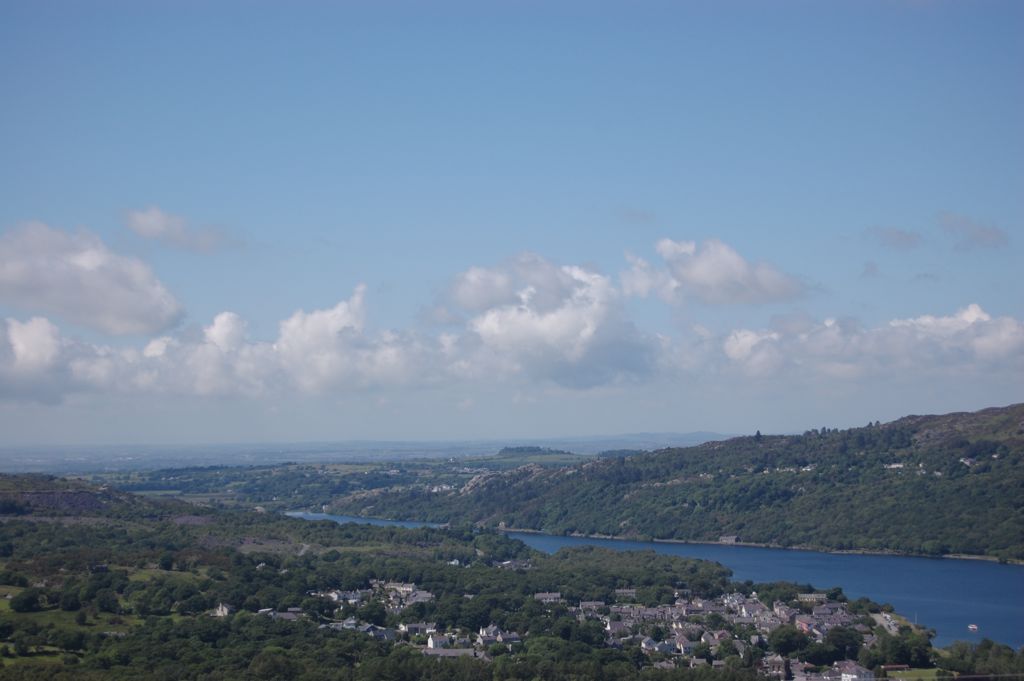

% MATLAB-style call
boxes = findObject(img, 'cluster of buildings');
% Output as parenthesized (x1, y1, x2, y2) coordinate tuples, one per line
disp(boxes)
(318, 618, 520, 660)
(315, 580, 436, 613)
(558, 589, 874, 677)
(299, 580, 880, 675)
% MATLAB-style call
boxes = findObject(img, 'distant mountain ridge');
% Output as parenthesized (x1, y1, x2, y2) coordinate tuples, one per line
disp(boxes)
(331, 403, 1024, 560)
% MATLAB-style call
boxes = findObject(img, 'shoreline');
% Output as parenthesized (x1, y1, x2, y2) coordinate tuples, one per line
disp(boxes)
(507, 527, 1020, 564)
(304, 510, 1022, 565)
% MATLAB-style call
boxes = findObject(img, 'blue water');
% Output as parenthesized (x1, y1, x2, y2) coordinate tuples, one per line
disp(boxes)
(293, 512, 1024, 649)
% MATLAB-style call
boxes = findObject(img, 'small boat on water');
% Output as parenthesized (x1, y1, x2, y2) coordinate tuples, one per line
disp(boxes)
(968, 624, 979, 631)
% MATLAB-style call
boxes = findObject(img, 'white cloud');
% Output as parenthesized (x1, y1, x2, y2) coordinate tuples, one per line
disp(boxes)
(719, 304, 1024, 380)
(6, 317, 61, 373)
(0, 222, 183, 335)
(450, 266, 516, 311)
(454, 255, 659, 388)
(655, 238, 696, 259)
(0, 317, 69, 403)
(722, 329, 783, 376)
(0, 224, 1019, 409)
(126, 206, 232, 253)
(204, 312, 248, 353)
(469, 265, 611, 362)
(625, 238, 803, 305)
(275, 285, 368, 392)
(620, 253, 678, 302)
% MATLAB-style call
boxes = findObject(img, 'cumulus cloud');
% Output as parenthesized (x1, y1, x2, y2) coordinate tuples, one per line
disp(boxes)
(624, 238, 803, 305)
(720, 304, 1024, 378)
(450, 266, 517, 311)
(0, 218, 1020, 410)
(126, 206, 234, 253)
(273, 285, 420, 391)
(939, 211, 1010, 251)
(722, 328, 782, 376)
(34, 285, 423, 400)
(1, 263, 663, 402)
(620, 252, 678, 302)
(1, 297, 1022, 405)
(0, 222, 183, 335)
(451, 254, 660, 388)
(0, 317, 69, 403)
(6, 317, 61, 373)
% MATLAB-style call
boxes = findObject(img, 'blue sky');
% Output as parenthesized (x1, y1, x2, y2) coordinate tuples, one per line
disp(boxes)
(0, 1, 1021, 445)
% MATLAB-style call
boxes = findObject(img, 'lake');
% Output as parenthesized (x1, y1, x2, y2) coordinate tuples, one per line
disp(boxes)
(289, 512, 1024, 649)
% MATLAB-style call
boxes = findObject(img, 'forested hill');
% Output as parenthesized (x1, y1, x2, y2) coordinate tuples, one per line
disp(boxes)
(332, 404, 1024, 560)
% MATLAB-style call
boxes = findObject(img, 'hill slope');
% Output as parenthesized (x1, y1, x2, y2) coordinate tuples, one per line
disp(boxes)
(331, 404, 1024, 559)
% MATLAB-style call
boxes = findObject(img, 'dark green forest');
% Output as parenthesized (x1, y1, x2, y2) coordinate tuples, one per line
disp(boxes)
(327, 404, 1024, 560)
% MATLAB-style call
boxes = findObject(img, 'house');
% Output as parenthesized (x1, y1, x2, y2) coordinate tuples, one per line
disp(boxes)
(422, 648, 480, 658)
(427, 633, 449, 649)
(606, 620, 630, 636)
(719, 535, 739, 544)
(834, 660, 874, 681)
(671, 621, 703, 638)
(794, 615, 816, 634)
(382, 581, 416, 595)
(812, 604, 843, 618)
(400, 622, 436, 636)
(406, 590, 435, 604)
(764, 654, 788, 680)
(331, 589, 371, 605)
(534, 592, 563, 604)
(614, 588, 637, 601)
(497, 630, 520, 645)
(774, 602, 799, 622)
(653, 640, 677, 655)
(675, 638, 699, 655)
(210, 603, 233, 618)
(496, 559, 532, 570)
(358, 624, 397, 641)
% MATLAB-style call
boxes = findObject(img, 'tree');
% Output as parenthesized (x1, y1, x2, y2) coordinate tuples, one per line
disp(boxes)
(9, 587, 42, 613)
(248, 648, 297, 680)
(768, 625, 809, 656)
(825, 626, 863, 660)
(717, 638, 739, 660)
(95, 588, 120, 614)
(357, 600, 386, 626)
(60, 591, 82, 611)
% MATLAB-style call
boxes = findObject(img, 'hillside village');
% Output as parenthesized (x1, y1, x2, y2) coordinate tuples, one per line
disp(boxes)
(261, 574, 891, 678)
